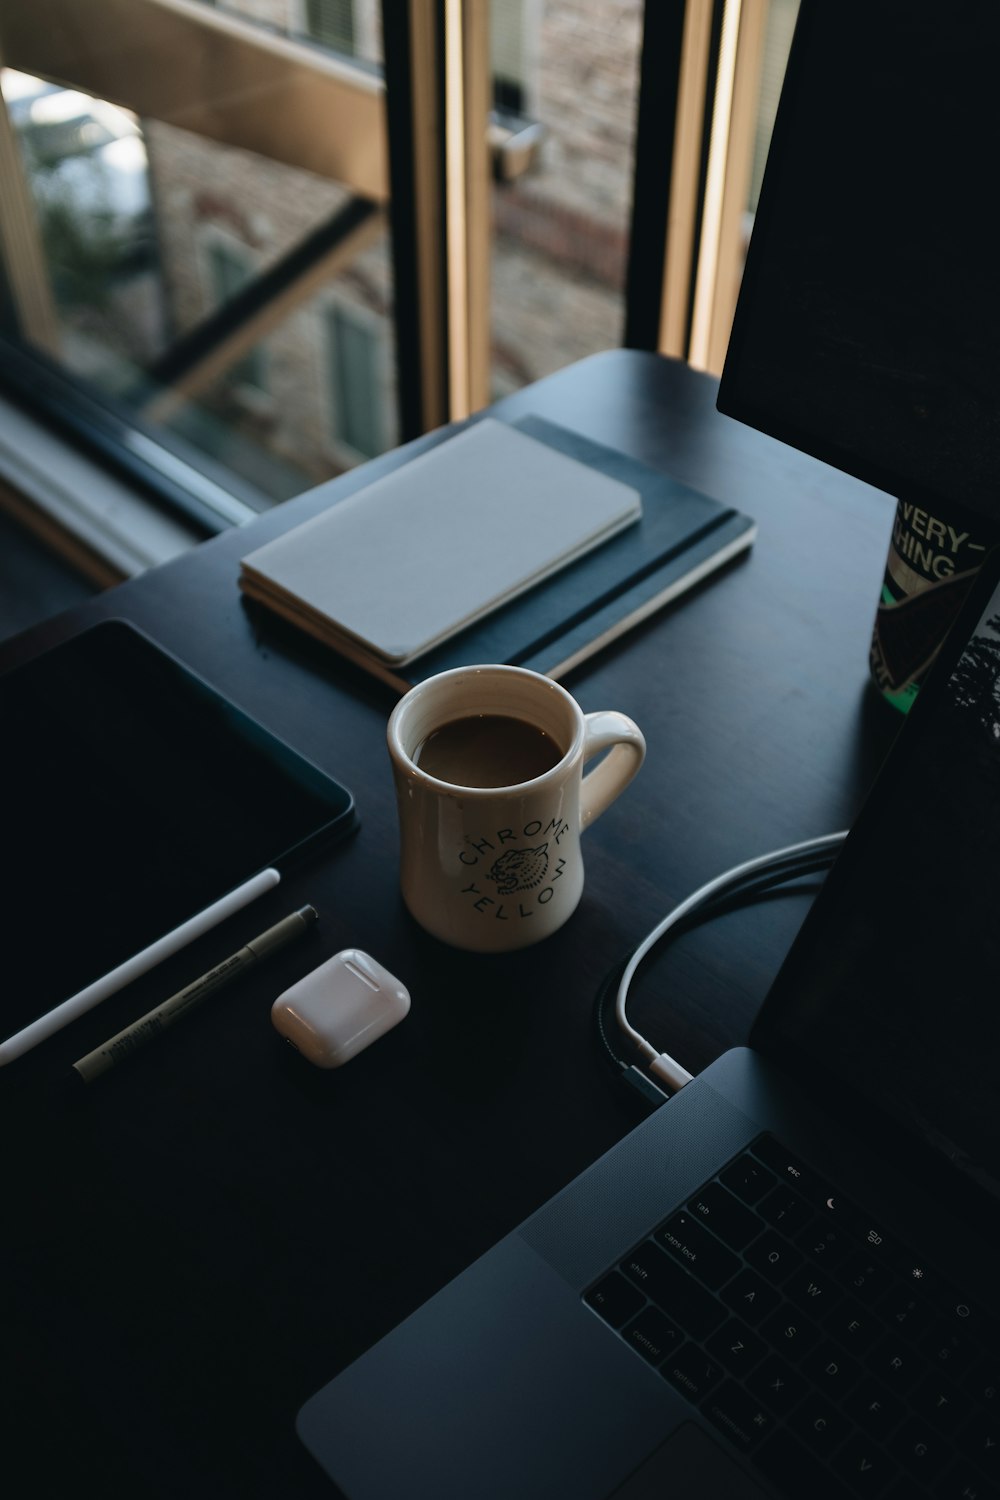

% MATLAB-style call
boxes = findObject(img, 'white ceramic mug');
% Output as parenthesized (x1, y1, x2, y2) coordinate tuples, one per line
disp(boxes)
(386, 664, 645, 952)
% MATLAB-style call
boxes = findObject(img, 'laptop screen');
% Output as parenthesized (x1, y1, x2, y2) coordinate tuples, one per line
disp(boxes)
(717, 0, 1000, 522)
(756, 556, 1000, 1203)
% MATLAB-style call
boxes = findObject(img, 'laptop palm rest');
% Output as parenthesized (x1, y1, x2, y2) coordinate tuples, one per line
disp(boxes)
(296, 1076, 762, 1499)
(610, 1423, 769, 1498)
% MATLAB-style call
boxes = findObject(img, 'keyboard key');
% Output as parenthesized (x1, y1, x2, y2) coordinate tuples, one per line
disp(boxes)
(655, 1211, 740, 1289)
(720, 1153, 776, 1205)
(621, 1305, 682, 1365)
(620, 1240, 676, 1302)
(824, 1295, 881, 1353)
(706, 1317, 767, 1380)
(687, 1181, 761, 1250)
(887, 1415, 950, 1481)
(784, 1263, 843, 1317)
(922, 1322, 980, 1379)
(801, 1341, 862, 1401)
(890, 1257, 942, 1300)
(788, 1394, 851, 1457)
(747, 1353, 809, 1416)
(585, 1271, 645, 1329)
(751, 1136, 821, 1200)
(760, 1304, 822, 1363)
(963, 1410, 1000, 1482)
(760, 1184, 813, 1237)
(851, 1220, 909, 1275)
(701, 1379, 774, 1450)
(796, 1213, 852, 1269)
(877, 1285, 935, 1342)
(660, 1341, 722, 1402)
(842, 1377, 905, 1441)
(868, 1333, 923, 1394)
(811, 1189, 874, 1242)
(910, 1369, 973, 1433)
(746, 1229, 804, 1283)
(831, 1431, 897, 1495)
(722, 1267, 782, 1326)
(620, 1240, 725, 1341)
(935, 1292, 1000, 1349)
(841, 1250, 893, 1304)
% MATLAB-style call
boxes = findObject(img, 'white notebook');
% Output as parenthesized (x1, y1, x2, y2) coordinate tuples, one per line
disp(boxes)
(240, 419, 642, 668)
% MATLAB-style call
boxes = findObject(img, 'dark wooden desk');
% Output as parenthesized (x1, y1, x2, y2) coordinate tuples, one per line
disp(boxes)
(0, 352, 901, 1498)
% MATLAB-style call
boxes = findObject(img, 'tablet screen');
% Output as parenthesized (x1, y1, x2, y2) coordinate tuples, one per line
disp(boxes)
(2, 620, 356, 1034)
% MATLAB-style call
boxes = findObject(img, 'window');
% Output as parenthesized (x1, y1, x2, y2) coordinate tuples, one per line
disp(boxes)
(0, 1, 390, 522)
(0, 0, 798, 569)
(205, 236, 266, 394)
(325, 300, 387, 463)
(748, 0, 799, 216)
(488, 1, 642, 402)
(491, 0, 528, 115)
(304, 0, 356, 56)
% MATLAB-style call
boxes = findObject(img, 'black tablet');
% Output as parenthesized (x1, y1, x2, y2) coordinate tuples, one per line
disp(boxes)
(1, 619, 356, 1038)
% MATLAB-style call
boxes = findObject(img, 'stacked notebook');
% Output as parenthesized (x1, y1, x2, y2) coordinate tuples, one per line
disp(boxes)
(239, 415, 756, 691)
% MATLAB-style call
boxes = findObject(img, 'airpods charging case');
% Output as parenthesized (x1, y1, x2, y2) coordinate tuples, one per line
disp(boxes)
(272, 949, 410, 1068)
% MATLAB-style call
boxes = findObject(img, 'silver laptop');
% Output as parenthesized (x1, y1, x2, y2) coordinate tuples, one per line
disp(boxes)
(296, 552, 1000, 1500)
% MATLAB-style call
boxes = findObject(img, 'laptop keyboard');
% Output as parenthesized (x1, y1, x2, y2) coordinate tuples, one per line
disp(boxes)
(584, 1134, 999, 1499)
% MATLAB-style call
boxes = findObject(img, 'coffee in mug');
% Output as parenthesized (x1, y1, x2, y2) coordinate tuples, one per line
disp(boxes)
(387, 664, 645, 952)
(413, 713, 564, 787)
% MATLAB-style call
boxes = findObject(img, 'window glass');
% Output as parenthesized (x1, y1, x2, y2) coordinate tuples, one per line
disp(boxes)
(491, 0, 527, 114)
(0, 1, 809, 534)
(305, 0, 357, 54)
(488, 1, 643, 399)
(748, 0, 800, 216)
(0, 0, 393, 519)
(3, 74, 163, 391)
(327, 302, 383, 460)
(206, 237, 266, 392)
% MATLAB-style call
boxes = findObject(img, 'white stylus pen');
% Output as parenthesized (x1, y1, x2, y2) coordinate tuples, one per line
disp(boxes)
(0, 867, 281, 1066)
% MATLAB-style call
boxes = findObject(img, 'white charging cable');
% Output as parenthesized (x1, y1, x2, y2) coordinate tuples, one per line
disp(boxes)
(615, 832, 848, 1093)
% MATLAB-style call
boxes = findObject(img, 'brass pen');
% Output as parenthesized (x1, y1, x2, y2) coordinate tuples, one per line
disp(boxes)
(72, 905, 317, 1083)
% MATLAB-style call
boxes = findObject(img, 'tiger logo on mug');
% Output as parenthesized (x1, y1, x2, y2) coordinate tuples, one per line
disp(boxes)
(487, 843, 549, 895)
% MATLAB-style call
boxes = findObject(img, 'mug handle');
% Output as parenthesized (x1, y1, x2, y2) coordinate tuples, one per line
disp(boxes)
(579, 711, 646, 830)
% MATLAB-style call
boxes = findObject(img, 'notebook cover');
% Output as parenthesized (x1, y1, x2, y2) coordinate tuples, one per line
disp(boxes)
(240, 418, 642, 667)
